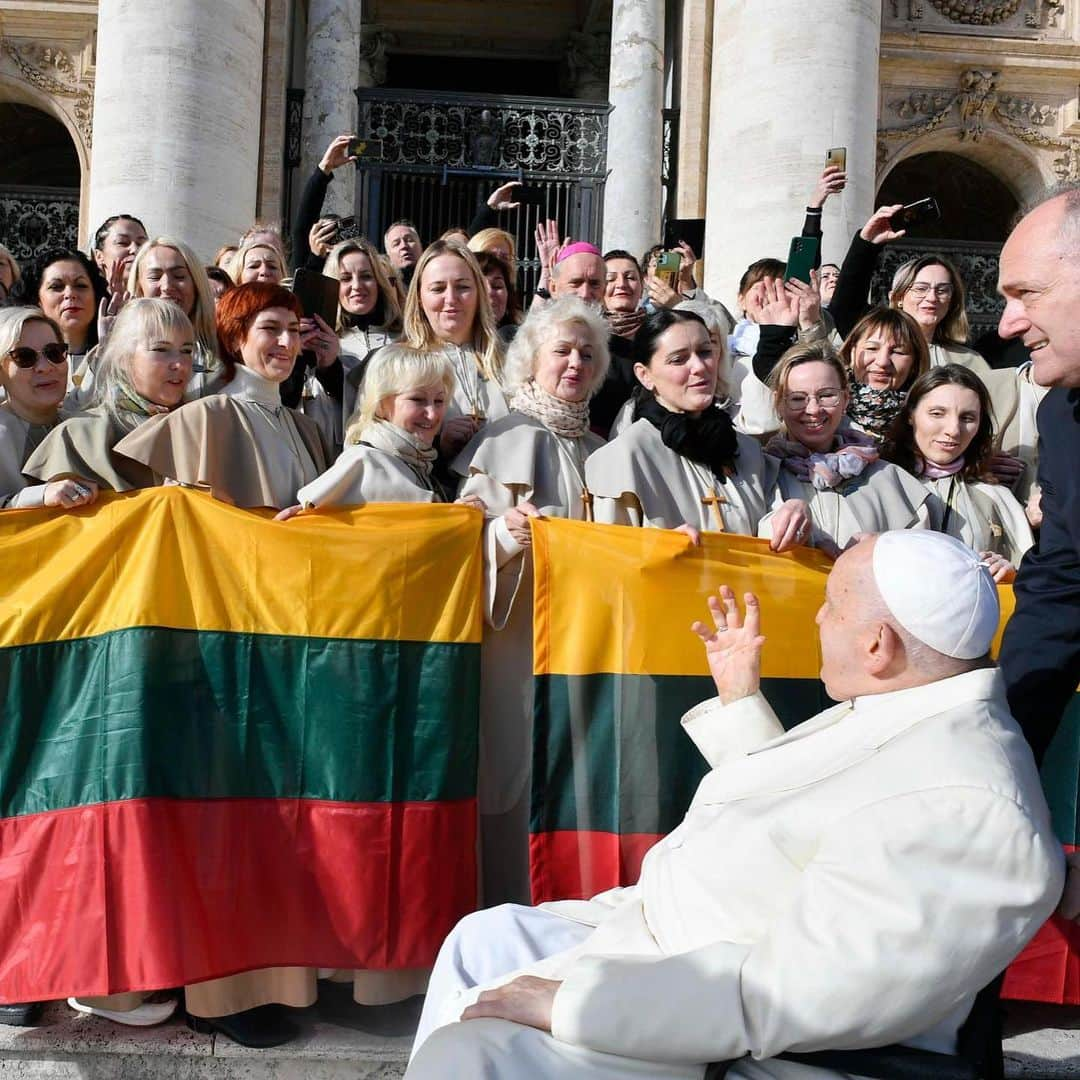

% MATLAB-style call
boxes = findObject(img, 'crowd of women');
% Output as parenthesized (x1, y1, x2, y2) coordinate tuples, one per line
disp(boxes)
(0, 146, 1043, 1047)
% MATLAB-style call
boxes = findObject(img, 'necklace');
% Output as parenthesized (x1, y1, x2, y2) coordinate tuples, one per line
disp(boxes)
(551, 434, 594, 522)
(445, 344, 485, 423)
(686, 459, 728, 531)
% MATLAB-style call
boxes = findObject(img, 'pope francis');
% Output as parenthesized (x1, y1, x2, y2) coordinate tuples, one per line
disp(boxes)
(407, 530, 1064, 1079)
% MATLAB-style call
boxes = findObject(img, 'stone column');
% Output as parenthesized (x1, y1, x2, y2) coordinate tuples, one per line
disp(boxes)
(300, 0, 362, 218)
(88, 0, 265, 261)
(703, 0, 882, 309)
(601, 0, 665, 255)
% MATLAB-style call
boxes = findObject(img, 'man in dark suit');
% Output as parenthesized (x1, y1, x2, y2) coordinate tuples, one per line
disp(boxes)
(998, 182, 1080, 917)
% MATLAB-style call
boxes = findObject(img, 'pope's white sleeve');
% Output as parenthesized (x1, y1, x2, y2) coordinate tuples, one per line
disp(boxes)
(550, 787, 1063, 1065)
(680, 693, 785, 767)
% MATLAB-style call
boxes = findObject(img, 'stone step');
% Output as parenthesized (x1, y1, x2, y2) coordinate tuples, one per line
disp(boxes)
(0, 987, 415, 1079)
(0, 995, 1077, 1078)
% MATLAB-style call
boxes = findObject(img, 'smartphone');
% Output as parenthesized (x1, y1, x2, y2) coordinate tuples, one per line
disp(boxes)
(654, 250, 682, 287)
(292, 268, 340, 328)
(783, 236, 820, 285)
(346, 137, 384, 161)
(334, 215, 363, 242)
(825, 146, 847, 172)
(893, 196, 942, 230)
(516, 186, 547, 208)
(662, 217, 706, 255)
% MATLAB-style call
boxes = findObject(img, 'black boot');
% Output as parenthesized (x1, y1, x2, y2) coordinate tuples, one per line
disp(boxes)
(186, 1003, 299, 1048)
(0, 1002, 43, 1026)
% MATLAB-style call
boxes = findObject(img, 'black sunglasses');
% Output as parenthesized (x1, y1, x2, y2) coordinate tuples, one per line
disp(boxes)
(8, 343, 68, 369)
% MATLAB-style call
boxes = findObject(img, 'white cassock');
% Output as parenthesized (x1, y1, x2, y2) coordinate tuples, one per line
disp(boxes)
(408, 667, 1063, 1079)
(586, 419, 777, 534)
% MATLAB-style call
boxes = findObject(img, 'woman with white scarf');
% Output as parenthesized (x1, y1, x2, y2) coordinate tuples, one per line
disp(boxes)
(452, 296, 609, 908)
(280, 345, 456, 513)
(760, 341, 932, 555)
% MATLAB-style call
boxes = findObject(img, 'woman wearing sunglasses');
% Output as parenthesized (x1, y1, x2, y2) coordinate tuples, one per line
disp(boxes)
(0, 306, 98, 510)
(760, 340, 932, 555)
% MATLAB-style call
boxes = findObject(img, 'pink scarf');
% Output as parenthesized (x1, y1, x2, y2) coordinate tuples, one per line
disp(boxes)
(915, 454, 965, 480)
(766, 427, 880, 492)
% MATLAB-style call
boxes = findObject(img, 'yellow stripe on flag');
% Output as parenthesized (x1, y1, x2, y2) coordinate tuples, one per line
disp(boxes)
(532, 518, 834, 678)
(0, 488, 484, 647)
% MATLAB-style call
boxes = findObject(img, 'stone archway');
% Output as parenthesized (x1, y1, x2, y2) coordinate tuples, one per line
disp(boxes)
(0, 100, 82, 262)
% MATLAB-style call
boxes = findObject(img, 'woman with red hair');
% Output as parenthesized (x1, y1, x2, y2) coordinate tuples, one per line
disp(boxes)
(115, 282, 330, 510)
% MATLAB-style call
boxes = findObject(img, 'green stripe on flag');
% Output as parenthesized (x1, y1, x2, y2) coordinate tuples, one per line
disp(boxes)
(532, 673, 830, 836)
(0, 627, 479, 817)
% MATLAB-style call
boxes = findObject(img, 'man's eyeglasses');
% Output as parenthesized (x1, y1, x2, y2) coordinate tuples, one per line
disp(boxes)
(8, 344, 68, 369)
(908, 283, 954, 299)
(785, 389, 843, 410)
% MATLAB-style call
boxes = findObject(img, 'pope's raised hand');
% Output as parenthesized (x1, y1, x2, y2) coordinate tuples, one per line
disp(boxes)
(691, 586, 766, 705)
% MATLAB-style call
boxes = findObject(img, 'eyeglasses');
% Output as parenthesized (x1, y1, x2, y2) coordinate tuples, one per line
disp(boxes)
(908, 283, 954, 299)
(785, 389, 843, 410)
(8, 343, 68, 369)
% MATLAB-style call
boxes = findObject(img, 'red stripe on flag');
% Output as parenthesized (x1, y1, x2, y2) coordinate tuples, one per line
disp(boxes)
(1003, 844, 1080, 1004)
(0, 797, 476, 1004)
(529, 829, 662, 904)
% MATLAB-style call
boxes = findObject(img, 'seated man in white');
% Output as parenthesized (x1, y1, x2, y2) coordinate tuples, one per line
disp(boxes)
(407, 530, 1065, 1080)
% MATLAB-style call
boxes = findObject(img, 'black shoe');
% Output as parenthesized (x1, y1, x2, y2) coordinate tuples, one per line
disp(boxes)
(186, 1004, 299, 1048)
(0, 1002, 43, 1026)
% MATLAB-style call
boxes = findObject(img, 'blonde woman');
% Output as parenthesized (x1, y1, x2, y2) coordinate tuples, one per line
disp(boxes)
(403, 239, 507, 458)
(280, 345, 456, 514)
(299, 237, 404, 448)
(230, 238, 286, 286)
(468, 227, 516, 275)
(24, 298, 193, 495)
(0, 241, 22, 302)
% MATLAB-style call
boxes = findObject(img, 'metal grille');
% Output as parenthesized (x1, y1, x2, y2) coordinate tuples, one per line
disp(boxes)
(353, 88, 611, 298)
(0, 186, 79, 262)
(869, 238, 1004, 342)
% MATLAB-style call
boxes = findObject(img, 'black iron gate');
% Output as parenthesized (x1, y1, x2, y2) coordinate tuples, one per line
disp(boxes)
(0, 185, 79, 262)
(352, 89, 611, 296)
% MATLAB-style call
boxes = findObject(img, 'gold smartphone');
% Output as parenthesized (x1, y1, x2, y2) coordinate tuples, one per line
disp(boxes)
(654, 250, 682, 287)
(825, 146, 847, 172)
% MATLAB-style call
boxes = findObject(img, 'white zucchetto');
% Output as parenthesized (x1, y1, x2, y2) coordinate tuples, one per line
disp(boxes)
(872, 531, 1000, 660)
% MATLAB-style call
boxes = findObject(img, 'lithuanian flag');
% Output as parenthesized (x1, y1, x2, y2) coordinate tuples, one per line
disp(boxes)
(0, 488, 482, 1004)
(529, 518, 1080, 1004)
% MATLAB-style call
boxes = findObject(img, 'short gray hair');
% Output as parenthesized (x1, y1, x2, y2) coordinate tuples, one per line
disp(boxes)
(503, 296, 610, 396)
(1020, 181, 1080, 256)
(0, 305, 62, 362)
(94, 298, 194, 423)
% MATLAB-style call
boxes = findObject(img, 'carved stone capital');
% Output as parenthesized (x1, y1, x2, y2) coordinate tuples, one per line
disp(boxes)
(358, 26, 396, 87)
(928, 0, 1021, 23)
(0, 38, 94, 145)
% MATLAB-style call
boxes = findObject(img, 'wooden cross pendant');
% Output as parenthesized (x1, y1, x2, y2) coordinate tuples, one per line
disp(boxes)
(580, 485, 594, 523)
(701, 485, 727, 531)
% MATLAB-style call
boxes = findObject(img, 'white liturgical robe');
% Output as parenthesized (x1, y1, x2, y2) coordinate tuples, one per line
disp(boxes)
(409, 667, 1063, 1079)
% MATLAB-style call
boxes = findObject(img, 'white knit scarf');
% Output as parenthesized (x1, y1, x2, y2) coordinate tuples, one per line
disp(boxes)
(510, 378, 591, 439)
(362, 419, 438, 480)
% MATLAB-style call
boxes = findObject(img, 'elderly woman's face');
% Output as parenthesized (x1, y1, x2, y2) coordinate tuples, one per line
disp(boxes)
(240, 247, 283, 285)
(338, 251, 378, 317)
(899, 263, 954, 338)
(533, 320, 597, 403)
(634, 321, 717, 414)
(851, 329, 914, 390)
(381, 381, 448, 447)
(780, 360, 848, 453)
(240, 305, 301, 383)
(128, 324, 194, 408)
(1, 319, 67, 420)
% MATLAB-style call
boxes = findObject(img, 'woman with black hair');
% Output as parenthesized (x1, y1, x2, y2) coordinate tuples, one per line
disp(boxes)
(15, 248, 108, 386)
(882, 364, 1032, 581)
(585, 309, 809, 550)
